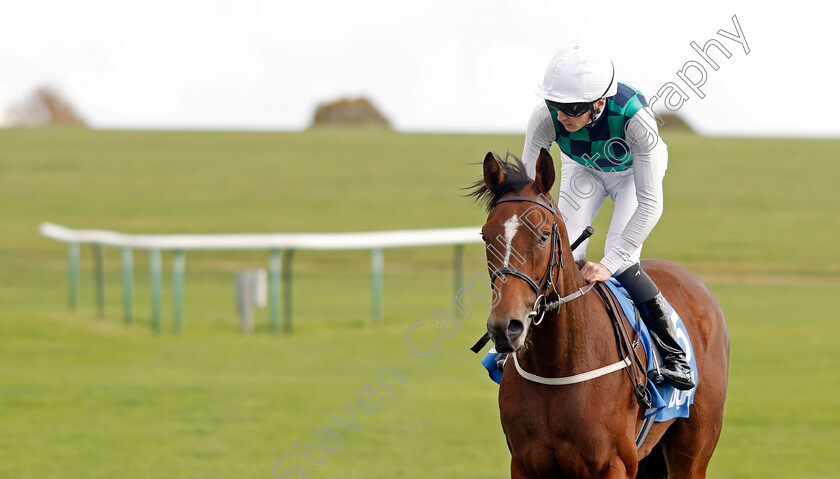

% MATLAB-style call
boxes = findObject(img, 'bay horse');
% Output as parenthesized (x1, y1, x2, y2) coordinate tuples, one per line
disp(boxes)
(470, 150, 729, 478)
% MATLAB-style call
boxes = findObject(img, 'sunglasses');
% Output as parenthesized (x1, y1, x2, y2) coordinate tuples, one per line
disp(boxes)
(545, 99, 592, 117)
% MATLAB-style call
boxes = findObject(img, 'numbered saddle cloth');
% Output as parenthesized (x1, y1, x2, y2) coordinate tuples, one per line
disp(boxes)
(602, 278, 698, 422)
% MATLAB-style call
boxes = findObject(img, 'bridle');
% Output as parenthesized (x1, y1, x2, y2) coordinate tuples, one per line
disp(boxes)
(484, 194, 634, 394)
(488, 195, 594, 324)
(482, 196, 652, 448)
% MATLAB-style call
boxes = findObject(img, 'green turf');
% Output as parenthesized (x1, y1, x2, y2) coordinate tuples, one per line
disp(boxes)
(0, 127, 838, 478)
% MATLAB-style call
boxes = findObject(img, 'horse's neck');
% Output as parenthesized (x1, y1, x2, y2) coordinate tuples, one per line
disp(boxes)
(522, 264, 609, 378)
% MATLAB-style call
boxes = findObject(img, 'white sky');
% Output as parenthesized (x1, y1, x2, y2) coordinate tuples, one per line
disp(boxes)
(1, 0, 838, 136)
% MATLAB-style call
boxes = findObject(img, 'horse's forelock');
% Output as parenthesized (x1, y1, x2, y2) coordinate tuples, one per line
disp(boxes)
(466, 152, 532, 212)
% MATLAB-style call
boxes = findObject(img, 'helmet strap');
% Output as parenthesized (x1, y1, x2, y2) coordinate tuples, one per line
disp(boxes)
(585, 60, 614, 128)
(585, 104, 601, 128)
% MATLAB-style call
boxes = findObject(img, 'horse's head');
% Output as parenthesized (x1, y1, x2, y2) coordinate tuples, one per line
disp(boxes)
(472, 149, 571, 352)
(470, 149, 569, 353)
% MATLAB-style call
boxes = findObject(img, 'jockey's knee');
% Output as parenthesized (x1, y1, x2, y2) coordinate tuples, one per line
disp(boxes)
(614, 262, 659, 304)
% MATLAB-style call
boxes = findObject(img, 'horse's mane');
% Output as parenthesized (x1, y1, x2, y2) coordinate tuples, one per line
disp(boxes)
(466, 152, 532, 212)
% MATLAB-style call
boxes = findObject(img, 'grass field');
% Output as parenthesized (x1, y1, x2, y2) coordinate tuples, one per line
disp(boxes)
(1, 127, 839, 478)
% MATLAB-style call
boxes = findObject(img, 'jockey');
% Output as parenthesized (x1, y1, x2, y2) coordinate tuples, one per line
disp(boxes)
(521, 45, 694, 390)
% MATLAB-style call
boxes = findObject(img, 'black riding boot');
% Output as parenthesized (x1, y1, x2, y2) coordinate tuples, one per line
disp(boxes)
(638, 293, 695, 390)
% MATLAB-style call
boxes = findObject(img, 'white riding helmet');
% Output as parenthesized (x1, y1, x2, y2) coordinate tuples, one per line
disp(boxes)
(535, 45, 617, 103)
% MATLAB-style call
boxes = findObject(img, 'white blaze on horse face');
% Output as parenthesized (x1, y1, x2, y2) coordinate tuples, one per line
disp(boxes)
(503, 214, 521, 267)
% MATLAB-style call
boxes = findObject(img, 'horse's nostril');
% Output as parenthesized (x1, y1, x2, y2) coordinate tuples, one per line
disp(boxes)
(507, 320, 524, 338)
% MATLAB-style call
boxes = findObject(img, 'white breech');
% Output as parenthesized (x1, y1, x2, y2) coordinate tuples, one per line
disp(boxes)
(555, 160, 649, 275)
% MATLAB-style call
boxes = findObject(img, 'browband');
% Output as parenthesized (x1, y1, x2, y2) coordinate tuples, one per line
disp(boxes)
(495, 196, 558, 216)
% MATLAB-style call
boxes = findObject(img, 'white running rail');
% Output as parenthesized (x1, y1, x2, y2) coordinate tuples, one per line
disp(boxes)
(40, 222, 483, 334)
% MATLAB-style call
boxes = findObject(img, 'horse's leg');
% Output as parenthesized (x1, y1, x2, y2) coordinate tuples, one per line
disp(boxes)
(510, 460, 531, 479)
(658, 353, 726, 478)
(659, 418, 722, 478)
(644, 259, 729, 478)
(597, 456, 637, 479)
(593, 439, 639, 479)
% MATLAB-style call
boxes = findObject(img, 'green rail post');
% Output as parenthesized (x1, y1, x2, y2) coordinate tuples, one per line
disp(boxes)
(92, 243, 105, 319)
(150, 249, 162, 334)
(282, 249, 294, 333)
(269, 250, 281, 334)
(453, 244, 464, 299)
(371, 248, 384, 326)
(121, 247, 134, 324)
(68, 243, 80, 311)
(173, 250, 185, 334)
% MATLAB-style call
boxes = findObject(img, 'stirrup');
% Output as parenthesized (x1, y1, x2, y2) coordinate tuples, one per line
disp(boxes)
(647, 369, 665, 384)
(648, 364, 694, 390)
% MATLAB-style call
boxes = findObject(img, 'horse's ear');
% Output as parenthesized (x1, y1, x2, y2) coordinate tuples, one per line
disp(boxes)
(534, 148, 555, 193)
(483, 152, 505, 190)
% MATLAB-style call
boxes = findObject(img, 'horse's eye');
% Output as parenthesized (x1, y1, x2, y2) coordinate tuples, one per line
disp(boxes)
(480, 231, 487, 242)
(538, 231, 551, 244)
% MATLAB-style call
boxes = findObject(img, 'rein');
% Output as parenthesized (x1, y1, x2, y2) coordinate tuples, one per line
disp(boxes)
(530, 283, 596, 318)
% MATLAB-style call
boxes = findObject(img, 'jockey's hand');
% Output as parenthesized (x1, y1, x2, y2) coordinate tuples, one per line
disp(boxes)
(581, 261, 612, 283)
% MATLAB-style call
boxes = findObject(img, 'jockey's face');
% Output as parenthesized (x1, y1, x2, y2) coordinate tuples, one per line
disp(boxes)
(554, 99, 606, 132)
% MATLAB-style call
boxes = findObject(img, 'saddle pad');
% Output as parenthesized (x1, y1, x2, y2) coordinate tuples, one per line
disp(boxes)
(602, 278, 698, 422)
(480, 347, 505, 385)
(480, 279, 698, 422)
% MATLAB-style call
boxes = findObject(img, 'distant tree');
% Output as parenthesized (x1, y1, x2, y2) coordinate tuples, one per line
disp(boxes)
(656, 113, 694, 133)
(6, 86, 87, 127)
(311, 97, 390, 128)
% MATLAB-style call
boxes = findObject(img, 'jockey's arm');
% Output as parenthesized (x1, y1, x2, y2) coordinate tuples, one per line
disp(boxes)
(599, 108, 669, 274)
(522, 103, 556, 178)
